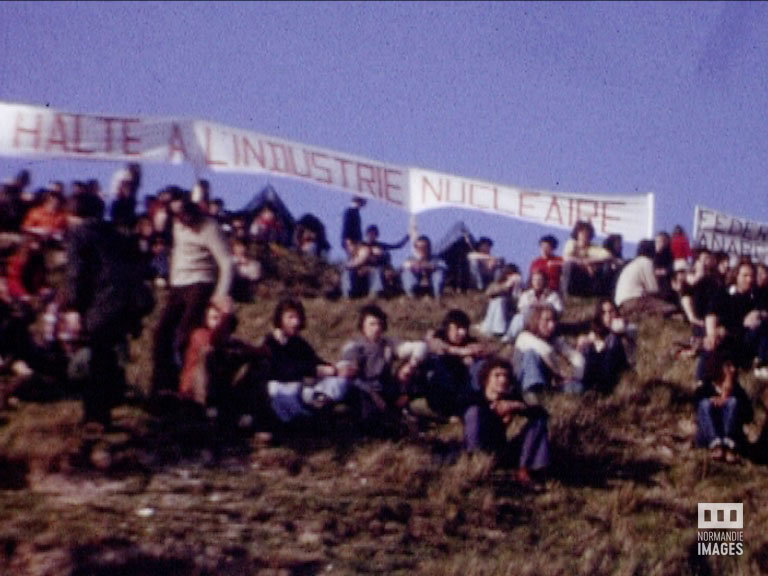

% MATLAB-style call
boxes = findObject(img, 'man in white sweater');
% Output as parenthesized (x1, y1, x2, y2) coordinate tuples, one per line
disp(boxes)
(151, 188, 233, 399)
(614, 239, 676, 319)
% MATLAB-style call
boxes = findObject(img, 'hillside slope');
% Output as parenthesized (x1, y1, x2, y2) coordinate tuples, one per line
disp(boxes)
(1, 287, 767, 576)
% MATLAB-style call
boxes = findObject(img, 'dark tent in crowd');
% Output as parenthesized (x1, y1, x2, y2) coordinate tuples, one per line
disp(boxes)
(238, 184, 295, 247)
(434, 220, 476, 293)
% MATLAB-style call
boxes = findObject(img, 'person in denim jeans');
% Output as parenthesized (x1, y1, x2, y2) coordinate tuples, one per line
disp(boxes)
(513, 303, 585, 400)
(463, 357, 550, 489)
(264, 298, 354, 424)
(401, 235, 446, 300)
(694, 342, 753, 463)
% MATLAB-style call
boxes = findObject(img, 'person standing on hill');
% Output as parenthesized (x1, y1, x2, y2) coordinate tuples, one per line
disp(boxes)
(151, 189, 233, 401)
(60, 191, 146, 428)
(341, 196, 366, 250)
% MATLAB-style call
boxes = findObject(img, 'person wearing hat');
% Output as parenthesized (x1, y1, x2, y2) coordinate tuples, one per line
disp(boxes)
(528, 234, 563, 293)
(341, 195, 366, 250)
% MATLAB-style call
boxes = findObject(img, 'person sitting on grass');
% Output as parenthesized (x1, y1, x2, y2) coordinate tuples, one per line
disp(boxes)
(476, 264, 524, 339)
(340, 304, 427, 427)
(178, 300, 231, 407)
(560, 220, 615, 297)
(264, 297, 356, 426)
(467, 236, 504, 292)
(463, 357, 550, 490)
(576, 298, 634, 394)
(177, 299, 271, 438)
(401, 235, 446, 300)
(502, 268, 563, 343)
(513, 303, 585, 398)
(424, 309, 494, 418)
(694, 342, 753, 464)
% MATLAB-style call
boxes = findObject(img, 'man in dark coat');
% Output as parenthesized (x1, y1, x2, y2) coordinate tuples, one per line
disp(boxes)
(61, 191, 147, 427)
(341, 196, 366, 250)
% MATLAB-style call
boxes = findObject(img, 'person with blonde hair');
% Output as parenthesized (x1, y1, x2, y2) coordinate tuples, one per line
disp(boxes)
(513, 303, 585, 397)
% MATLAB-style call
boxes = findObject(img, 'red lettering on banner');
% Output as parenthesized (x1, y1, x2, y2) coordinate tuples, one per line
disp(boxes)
(334, 157, 354, 189)
(232, 133, 241, 166)
(121, 119, 140, 156)
(72, 115, 94, 155)
(242, 136, 266, 169)
(98, 117, 118, 154)
(383, 169, 403, 206)
(167, 123, 189, 162)
(311, 152, 332, 184)
(267, 141, 289, 173)
(45, 114, 69, 152)
(204, 126, 227, 167)
(575, 199, 598, 223)
(544, 197, 564, 226)
(519, 191, 539, 219)
(599, 202, 624, 233)
(286, 148, 311, 178)
(422, 175, 441, 204)
(567, 198, 575, 226)
(356, 163, 379, 198)
(13, 112, 43, 149)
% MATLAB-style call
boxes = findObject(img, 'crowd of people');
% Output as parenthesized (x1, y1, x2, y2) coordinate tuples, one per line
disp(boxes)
(1, 165, 768, 489)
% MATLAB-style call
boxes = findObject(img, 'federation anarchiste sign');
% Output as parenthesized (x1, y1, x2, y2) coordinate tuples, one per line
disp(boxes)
(693, 206, 768, 262)
(0, 101, 654, 242)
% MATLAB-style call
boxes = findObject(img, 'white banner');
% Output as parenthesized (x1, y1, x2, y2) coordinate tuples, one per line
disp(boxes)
(0, 102, 409, 210)
(1, 101, 653, 241)
(409, 168, 653, 242)
(693, 205, 768, 263)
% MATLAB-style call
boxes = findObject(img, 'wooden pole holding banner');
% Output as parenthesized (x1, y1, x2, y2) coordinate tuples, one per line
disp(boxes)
(647, 192, 655, 238)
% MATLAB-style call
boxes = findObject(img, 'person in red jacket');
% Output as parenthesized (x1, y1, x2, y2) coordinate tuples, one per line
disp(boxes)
(670, 225, 692, 263)
(528, 234, 563, 293)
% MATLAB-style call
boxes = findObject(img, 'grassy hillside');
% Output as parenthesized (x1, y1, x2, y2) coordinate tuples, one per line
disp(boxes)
(2, 284, 768, 576)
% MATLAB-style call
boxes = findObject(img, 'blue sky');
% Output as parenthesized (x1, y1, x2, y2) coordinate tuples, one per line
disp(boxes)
(2, 1, 767, 267)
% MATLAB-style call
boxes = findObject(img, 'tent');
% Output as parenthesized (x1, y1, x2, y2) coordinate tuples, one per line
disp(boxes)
(238, 184, 295, 247)
(434, 220, 476, 293)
